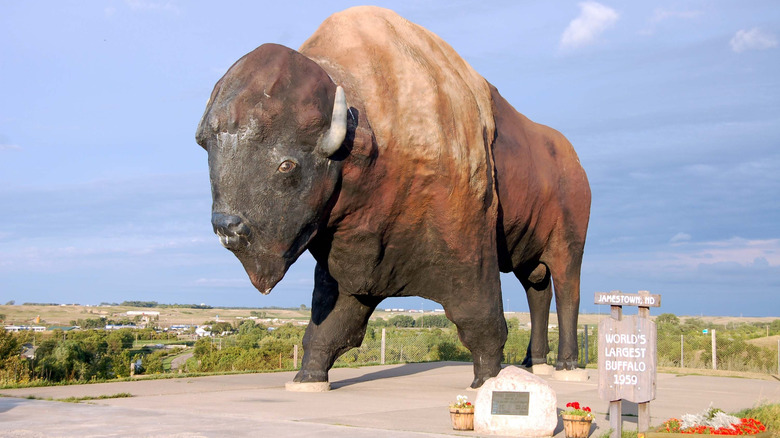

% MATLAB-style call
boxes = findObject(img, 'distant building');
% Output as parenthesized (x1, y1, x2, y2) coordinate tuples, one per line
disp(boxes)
(195, 326, 212, 337)
(4, 326, 46, 332)
(46, 325, 80, 332)
(21, 343, 37, 359)
(105, 324, 137, 330)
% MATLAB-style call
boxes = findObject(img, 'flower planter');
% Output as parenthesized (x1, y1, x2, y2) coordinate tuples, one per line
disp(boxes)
(562, 414, 593, 438)
(640, 432, 772, 438)
(449, 407, 475, 431)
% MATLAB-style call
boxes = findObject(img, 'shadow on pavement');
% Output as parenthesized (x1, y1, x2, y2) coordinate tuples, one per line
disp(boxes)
(0, 397, 29, 414)
(331, 361, 469, 389)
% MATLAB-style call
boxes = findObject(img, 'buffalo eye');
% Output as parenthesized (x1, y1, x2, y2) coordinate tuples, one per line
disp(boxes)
(277, 160, 297, 173)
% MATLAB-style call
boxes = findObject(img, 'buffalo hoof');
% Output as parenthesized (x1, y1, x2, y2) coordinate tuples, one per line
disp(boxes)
(285, 381, 331, 392)
(293, 369, 328, 383)
(469, 375, 491, 389)
(554, 360, 578, 371)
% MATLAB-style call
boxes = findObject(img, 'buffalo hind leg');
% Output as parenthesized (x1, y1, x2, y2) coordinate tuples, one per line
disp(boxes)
(547, 246, 584, 370)
(516, 263, 552, 367)
(294, 263, 380, 383)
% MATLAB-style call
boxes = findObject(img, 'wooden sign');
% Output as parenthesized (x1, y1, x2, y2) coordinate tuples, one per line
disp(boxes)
(598, 315, 657, 403)
(594, 291, 661, 307)
(490, 391, 530, 416)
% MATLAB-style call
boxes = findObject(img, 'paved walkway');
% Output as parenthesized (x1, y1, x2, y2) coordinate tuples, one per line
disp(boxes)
(1, 362, 778, 437)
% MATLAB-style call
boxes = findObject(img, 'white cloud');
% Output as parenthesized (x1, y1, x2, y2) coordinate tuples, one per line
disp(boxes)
(730, 28, 778, 53)
(125, 0, 180, 14)
(0, 144, 20, 151)
(643, 237, 779, 271)
(560, 1, 619, 49)
(670, 232, 692, 243)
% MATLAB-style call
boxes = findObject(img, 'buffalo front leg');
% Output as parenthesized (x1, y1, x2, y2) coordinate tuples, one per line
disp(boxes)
(294, 264, 380, 384)
(444, 286, 507, 388)
(517, 264, 552, 367)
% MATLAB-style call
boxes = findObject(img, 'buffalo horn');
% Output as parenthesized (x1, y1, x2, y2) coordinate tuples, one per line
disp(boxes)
(318, 86, 347, 157)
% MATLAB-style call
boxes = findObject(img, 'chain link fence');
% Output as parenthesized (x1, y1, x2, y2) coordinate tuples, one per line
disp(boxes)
(655, 328, 779, 374)
(321, 320, 780, 375)
(192, 318, 780, 376)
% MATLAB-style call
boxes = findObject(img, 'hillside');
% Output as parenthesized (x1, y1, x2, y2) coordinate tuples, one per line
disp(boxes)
(2, 304, 776, 329)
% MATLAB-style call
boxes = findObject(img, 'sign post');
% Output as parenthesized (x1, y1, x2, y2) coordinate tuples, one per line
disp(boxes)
(595, 290, 660, 438)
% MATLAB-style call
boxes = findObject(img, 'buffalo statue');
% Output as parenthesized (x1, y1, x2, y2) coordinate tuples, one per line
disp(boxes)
(196, 6, 590, 388)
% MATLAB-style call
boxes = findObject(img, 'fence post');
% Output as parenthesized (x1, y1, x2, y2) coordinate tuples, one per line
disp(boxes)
(711, 329, 717, 370)
(293, 344, 298, 369)
(381, 328, 386, 365)
(584, 324, 589, 367)
(680, 334, 684, 368)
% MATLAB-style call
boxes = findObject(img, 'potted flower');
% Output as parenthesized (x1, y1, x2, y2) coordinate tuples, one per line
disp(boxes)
(645, 405, 770, 438)
(561, 401, 593, 438)
(449, 395, 474, 430)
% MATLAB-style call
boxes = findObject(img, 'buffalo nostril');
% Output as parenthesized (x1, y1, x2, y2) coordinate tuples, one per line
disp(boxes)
(211, 213, 251, 250)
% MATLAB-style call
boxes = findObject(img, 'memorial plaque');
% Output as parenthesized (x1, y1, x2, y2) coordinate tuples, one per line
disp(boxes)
(491, 391, 530, 416)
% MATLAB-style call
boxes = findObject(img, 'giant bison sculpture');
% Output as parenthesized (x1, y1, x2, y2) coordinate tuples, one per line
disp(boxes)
(196, 6, 590, 388)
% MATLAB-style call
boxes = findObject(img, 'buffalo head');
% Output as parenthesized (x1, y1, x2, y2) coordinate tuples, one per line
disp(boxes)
(195, 44, 347, 294)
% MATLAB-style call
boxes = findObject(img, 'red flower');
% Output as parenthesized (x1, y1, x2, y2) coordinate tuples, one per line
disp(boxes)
(659, 416, 766, 435)
(584, 407, 591, 412)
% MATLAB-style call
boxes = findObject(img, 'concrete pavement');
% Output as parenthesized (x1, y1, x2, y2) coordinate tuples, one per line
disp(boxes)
(1, 362, 778, 437)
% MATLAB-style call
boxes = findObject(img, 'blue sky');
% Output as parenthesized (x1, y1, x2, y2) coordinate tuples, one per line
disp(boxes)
(1, 1, 778, 316)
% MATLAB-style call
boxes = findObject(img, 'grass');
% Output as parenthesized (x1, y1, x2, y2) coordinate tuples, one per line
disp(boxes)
(657, 366, 778, 382)
(21, 392, 133, 404)
(1, 368, 299, 390)
(598, 431, 637, 438)
(597, 403, 779, 438)
(733, 403, 780, 437)
(58, 392, 133, 403)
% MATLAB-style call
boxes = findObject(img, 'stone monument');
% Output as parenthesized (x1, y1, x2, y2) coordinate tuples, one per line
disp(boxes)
(474, 366, 557, 436)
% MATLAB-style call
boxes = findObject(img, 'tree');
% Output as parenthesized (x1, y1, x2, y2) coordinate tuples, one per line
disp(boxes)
(656, 313, 680, 325)
(106, 330, 134, 353)
(389, 315, 415, 327)
(417, 314, 452, 328)
(369, 318, 388, 328)
(193, 338, 212, 359)
(209, 322, 233, 334)
(0, 330, 19, 362)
